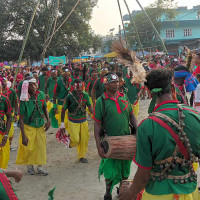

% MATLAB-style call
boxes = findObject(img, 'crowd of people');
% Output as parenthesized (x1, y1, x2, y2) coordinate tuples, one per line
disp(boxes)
(0, 50, 200, 199)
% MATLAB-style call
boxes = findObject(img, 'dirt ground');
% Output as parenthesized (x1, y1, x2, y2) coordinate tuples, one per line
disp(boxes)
(8, 99, 154, 199)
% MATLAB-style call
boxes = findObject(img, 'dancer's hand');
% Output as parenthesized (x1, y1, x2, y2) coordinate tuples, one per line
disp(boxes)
(97, 145, 106, 159)
(0, 135, 8, 147)
(118, 188, 136, 200)
(44, 121, 51, 131)
(13, 171, 23, 183)
(22, 136, 28, 146)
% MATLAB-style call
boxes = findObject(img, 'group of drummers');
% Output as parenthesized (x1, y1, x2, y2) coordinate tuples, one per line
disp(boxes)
(1, 53, 200, 200)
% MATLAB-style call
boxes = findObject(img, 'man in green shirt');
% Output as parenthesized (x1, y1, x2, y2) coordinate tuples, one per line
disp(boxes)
(16, 77, 50, 176)
(2, 79, 18, 151)
(119, 69, 200, 200)
(45, 68, 58, 113)
(60, 79, 93, 163)
(124, 71, 141, 119)
(91, 67, 109, 106)
(0, 81, 12, 169)
(38, 67, 48, 93)
(94, 73, 137, 200)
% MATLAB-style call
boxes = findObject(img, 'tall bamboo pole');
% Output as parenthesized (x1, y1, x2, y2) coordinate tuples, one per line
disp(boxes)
(117, 0, 128, 48)
(41, 0, 81, 57)
(135, 0, 168, 54)
(12, 1, 40, 88)
(123, 0, 144, 57)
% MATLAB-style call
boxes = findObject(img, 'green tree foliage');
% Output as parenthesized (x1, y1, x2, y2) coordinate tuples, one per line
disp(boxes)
(0, 0, 101, 61)
(125, 0, 177, 51)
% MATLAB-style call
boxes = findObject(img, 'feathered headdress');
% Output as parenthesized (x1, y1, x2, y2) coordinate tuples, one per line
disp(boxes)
(112, 40, 146, 83)
(184, 46, 193, 72)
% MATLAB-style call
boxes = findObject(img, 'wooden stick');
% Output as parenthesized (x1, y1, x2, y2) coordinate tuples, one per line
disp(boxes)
(135, 0, 168, 54)
(12, 1, 40, 89)
(41, 0, 80, 57)
(117, 0, 128, 48)
(123, 0, 144, 57)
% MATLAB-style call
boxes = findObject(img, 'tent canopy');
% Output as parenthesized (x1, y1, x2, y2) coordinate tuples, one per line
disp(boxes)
(104, 52, 118, 58)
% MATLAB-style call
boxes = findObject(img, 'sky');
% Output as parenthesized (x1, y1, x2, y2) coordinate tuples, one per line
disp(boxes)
(90, 0, 200, 36)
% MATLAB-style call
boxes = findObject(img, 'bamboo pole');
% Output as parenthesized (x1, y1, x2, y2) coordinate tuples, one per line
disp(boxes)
(41, 0, 80, 57)
(41, 0, 60, 63)
(12, 1, 40, 88)
(117, 0, 128, 48)
(123, 0, 144, 57)
(135, 0, 168, 54)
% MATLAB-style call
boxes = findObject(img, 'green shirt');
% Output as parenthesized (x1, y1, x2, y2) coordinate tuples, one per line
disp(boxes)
(134, 100, 200, 195)
(19, 91, 47, 128)
(62, 91, 91, 123)
(46, 77, 57, 100)
(85, 78, 97, 96)
(3, 88, 17, 112)
(124, 76, 141, 104)
(0, 95, 12, 134)
(93, 92, 133, 136)
(92, 77, 105, 100)
(16, 80, 23, 98)
(39, 75, 46, 93)
(54, 76, 72, 105)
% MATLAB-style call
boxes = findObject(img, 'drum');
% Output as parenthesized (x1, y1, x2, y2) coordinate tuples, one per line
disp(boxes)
(101, 135, 137, 160)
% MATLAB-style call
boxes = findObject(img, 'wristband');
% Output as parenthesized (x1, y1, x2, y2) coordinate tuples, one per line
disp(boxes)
(4, 135, 8, 138)
(53, 104, 57, 109)
(60, 122, 65, 129)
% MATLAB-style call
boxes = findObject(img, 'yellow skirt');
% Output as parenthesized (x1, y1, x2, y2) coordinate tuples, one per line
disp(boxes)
(142, 187, 200, 200)
(57, 105, 68, 131)
(132, 101, 140, 119)
(0, 134, 10, 169)
(68, 120, 89, 159)
(16, 125, 46, 165)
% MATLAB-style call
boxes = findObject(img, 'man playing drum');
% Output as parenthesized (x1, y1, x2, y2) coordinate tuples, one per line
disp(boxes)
(119, 69, 200, 200)
(93, 73, 137, 200)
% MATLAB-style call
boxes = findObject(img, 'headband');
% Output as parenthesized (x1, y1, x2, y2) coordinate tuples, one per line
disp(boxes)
(103, 74, 119, 84)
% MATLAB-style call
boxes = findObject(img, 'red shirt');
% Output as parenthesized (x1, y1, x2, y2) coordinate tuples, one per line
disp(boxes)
(193, 66, 200, 76)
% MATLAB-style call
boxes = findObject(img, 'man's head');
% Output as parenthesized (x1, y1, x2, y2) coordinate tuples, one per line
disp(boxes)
(91, 69, 98, 79)
(41, 67, 48, 76)
(62, 67, 71, 80)
(74, 79, 84, 94)
(51, 68, 57, 79)
(174, 65, 188, 86)
(74, 68, 80, 77)
(145, 69, 173, 93)
(27, 77, 38, 95)
(100, 67, 109, 77)
(193, 53, 200, 66)
(104, 73, 119, 93)
(32, 71, 38, 79)
(92, 60, 97, 68)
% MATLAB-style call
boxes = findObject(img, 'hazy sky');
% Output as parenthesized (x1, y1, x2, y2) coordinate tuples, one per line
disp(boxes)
(90, 0, 200, 35)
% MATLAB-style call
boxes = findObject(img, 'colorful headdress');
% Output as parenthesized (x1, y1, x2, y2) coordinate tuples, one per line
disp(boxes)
(112, 40, 146, 84)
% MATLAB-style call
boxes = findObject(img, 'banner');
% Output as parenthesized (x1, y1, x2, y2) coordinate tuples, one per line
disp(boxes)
(49, 56, 66, 66)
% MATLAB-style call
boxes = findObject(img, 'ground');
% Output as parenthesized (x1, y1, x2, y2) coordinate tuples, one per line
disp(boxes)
(7, 98, 189, 200)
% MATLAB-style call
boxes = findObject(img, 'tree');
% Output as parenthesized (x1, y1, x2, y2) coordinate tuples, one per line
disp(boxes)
(124, 0, 177, 51)
(0, 0, 101, 61)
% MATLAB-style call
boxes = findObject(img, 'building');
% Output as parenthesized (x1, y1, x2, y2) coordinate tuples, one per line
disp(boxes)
(123, 6, 200, 53)
(160, 6, 200, 53)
